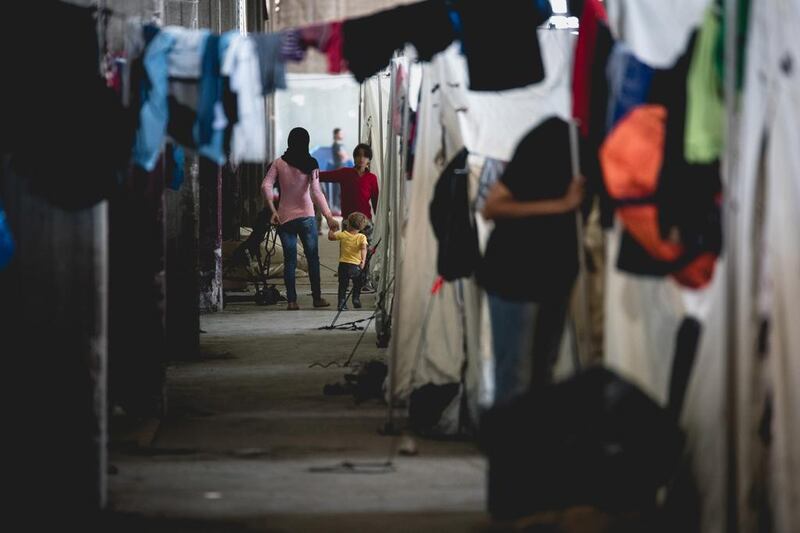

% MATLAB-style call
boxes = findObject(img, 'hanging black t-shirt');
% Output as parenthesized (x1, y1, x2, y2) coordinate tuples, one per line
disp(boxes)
(478, 117, 578, 302)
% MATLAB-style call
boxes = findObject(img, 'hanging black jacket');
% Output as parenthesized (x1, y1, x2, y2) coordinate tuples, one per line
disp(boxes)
(429, 148, 480, 281)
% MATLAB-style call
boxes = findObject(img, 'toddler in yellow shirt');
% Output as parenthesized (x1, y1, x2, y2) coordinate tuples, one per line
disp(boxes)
(328, 212, 368, 310)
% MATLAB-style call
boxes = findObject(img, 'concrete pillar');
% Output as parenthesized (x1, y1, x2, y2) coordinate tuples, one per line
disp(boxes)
(108, 163, 167, 417)
(1, 161, 108, 524)
(166, 154, 200, 359)
(198, 158, 224, 312)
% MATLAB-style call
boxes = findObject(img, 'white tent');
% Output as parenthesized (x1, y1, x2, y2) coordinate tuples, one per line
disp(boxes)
(388, 30, 577, 431)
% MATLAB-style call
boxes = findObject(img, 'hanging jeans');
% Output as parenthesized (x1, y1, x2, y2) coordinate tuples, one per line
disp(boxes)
(337, 262, 363, 307)
(488, 292, 569, 406)
(277, 216, 321, 303)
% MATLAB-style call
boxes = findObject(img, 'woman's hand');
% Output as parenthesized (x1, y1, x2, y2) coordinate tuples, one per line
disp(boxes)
(326, 216, 340, 231)
(562, 177, 586, 211)
(271, 212, 281, 226)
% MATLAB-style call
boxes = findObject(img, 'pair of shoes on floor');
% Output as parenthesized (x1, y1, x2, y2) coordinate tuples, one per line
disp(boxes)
(287, 302, 300, 311)
(313, 298, 331, 308)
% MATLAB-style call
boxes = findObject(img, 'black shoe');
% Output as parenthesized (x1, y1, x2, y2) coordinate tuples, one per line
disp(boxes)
(338, 301, 348, 311)
(352, 299, 362, 309)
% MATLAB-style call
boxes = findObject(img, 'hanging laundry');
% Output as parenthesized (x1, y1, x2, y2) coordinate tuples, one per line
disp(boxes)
(685, 6, 725, 164)
(714, 0, 751, 92)
(453, 0, 550, 91)
(652, 31, 723, 282)
(6, 1, 132, 209)
(163, 28, 211, 150)
(252, 33, 288, 95)
(299, 22, 346, 74)
(222, 35, 266, 164)
(0, 202, 14, 271)
(478, 117, 578, 302)
(572, 0, 608, 137)
(166, 144, 185, 191)
(342, 0, 455, 82)
(134, 28, 177, 172)
(196, 34, 222, 161)
(201, 31, 237, 165)
(164, 26, 209, 79)
(439, 29, 576, 163)
(605, 0, 709, 69)
(605, 42, 655, 133)
(600, 101, 721, 289)
(429, 148, 480, 281)
(571, 0, 616, 228)
(280, 29, 306, 62)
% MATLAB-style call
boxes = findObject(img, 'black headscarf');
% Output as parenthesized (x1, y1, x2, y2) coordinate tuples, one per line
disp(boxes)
(282, 127, 319, 175)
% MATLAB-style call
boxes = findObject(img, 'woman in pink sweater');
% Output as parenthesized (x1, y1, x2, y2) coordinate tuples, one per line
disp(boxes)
(262, 128, 340, 310)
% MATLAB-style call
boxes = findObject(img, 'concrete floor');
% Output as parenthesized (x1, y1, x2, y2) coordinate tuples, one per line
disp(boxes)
(107, 230, 490, 532)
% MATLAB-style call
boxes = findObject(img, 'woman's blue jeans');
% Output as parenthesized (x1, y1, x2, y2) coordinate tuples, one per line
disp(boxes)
(277, 216, 321, 303)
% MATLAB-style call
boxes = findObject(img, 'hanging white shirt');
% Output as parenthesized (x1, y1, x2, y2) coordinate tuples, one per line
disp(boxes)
(222, 35, 266, 164)
(605, 0, 710, 68)
(163, 26, 210, 79)
(438, 28, 576, 162)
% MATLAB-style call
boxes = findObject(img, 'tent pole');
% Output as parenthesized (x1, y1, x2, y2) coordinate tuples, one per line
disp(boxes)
(723, 0, 740, 530)
(568, 120, 589, 369)
(383, 59, 400, 434)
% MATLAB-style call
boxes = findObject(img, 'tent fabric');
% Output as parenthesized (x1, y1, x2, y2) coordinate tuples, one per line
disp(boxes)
(389, 58, 465, 400)
(603, 223, 728, 533)
(390, 32, 575, 403)
(605, 0, 711, 68)
(360, 71, 391, 287)
(731, 0, 800, 529)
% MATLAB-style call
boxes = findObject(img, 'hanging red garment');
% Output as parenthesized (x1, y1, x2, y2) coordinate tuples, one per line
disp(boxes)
(325, 22, 346, 74)
(298, 22, 346, 74)
(572, 0, 608, 137)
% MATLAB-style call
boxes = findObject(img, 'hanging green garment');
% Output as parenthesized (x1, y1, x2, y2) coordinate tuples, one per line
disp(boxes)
(685, 6, 725, 163)
(714, 0, 752, 91)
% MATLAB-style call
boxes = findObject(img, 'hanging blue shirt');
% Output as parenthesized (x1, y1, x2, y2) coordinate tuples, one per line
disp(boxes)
(133, 28, 176, 171)
(606, 42, 655, 133)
